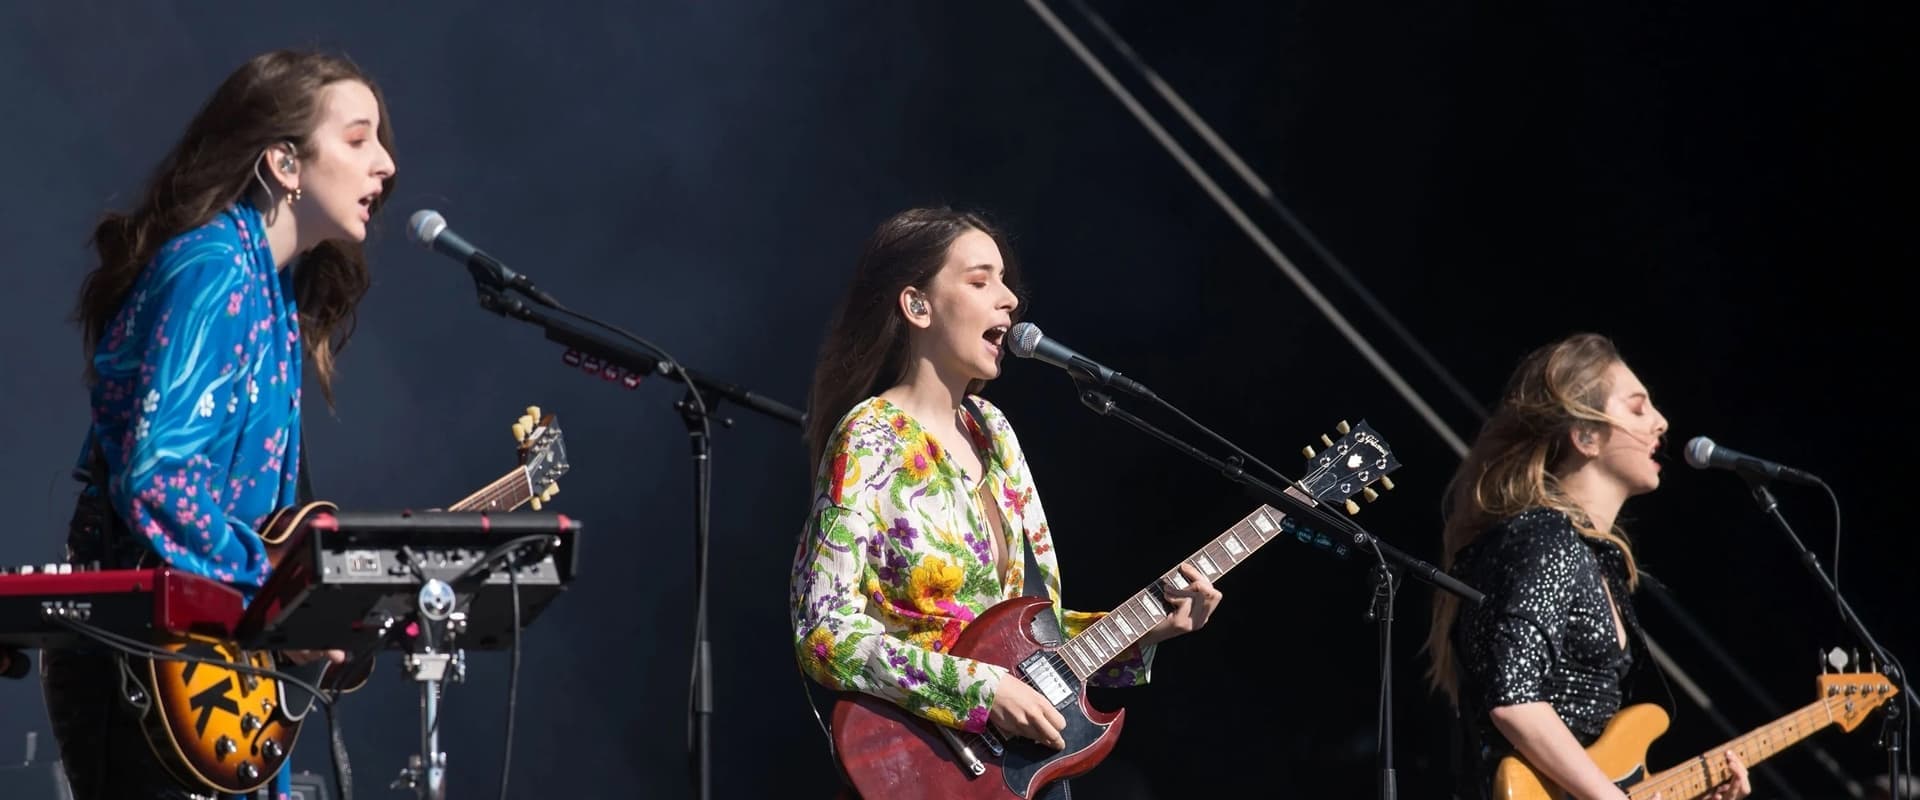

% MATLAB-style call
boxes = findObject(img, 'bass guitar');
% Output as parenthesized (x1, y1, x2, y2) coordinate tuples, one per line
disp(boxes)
(1492, 661, 1898, 799)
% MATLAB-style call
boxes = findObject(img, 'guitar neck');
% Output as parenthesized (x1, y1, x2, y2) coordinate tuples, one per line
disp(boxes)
(1627, 696, 1842, 799)
(1052, 498, 1306, 681)
(446, 467, 534, 513)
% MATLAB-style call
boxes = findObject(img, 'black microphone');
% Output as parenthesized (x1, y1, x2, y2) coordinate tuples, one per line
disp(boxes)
(1684, 436, 1824, 486)
(407, 210, 563, 309)
(1006, 322, 1155, 398)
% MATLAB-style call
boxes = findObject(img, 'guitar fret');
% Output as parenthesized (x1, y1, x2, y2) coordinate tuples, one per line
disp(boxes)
(1631, 696, 1851, 799)
(1222, 527, 1249, 556)
(1062, 641, 1093, 677)
(1127, 599, 1153, 633)
(1138, 593, 1164, 620)
(1250, 508, 1279, 540)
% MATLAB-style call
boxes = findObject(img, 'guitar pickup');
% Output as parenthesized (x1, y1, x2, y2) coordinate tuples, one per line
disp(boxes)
(1019, 652, 1075, 707)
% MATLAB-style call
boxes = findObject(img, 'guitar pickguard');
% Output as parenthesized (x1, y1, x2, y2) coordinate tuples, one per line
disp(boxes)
(999, 698, 1108, 799)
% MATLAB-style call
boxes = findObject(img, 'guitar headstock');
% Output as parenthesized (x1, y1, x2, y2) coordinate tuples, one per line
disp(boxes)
(1819, 647, 1901, 733)
(1298, 420, 1402, 515)
(513, 405, 569, 510)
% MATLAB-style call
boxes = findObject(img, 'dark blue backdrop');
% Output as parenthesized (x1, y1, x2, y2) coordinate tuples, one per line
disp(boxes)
(2, 2, 1909, 797)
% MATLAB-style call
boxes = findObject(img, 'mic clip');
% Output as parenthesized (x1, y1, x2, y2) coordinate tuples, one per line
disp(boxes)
(469, 253, 563, 310)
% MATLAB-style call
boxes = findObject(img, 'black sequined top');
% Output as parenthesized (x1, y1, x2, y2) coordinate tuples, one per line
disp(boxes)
(1449, 507, 1642, 796)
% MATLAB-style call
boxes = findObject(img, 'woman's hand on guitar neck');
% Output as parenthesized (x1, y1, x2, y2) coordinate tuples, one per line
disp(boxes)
(281, 649, 347, 666)
(1142, 563, 1224, 646)
(989, 677, 1067, 750)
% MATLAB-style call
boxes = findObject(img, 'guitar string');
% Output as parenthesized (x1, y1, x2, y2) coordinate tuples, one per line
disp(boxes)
(947, 456, 1350, 756)
(1629, 698, 1842, 797)
(964, 503, 1306, 756)
(1060, 455, 1334, 681)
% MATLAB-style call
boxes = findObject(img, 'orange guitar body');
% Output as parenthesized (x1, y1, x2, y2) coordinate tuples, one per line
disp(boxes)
(128, 406, 567, 794)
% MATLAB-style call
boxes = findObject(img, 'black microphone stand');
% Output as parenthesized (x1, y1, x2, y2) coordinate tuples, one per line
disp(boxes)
(1072, 384, 1481, 800)
(465, 277, 803, 800)
(1744, 476, 1913, 798)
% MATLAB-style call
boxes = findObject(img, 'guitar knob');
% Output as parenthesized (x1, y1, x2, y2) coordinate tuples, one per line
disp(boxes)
(216, 736, 237, 758)
(238, 761, 259, 783)
(262, 739, 284, 759)
(241, 713, 261, 734)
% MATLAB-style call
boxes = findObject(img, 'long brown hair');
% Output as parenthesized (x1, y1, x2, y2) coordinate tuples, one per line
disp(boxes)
(75, 49, 397, 402)
(1424, 332, 1643, 707)
(804, 207, 1022, 471)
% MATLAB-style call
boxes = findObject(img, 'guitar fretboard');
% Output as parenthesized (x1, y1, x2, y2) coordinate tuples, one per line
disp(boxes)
(1052, 500, 1303, 682)
(447, 467, 533, 513)
(1627, 693, 1853, 799)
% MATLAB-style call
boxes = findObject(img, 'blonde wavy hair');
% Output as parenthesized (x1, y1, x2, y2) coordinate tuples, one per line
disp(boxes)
(1425, 333, 1643, 708)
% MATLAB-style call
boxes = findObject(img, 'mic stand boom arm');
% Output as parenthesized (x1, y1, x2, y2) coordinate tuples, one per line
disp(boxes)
(1072, 385, 1481, 604)
(1745, 477, 1914, 794)
(471, 282, 804, 427)
(1072, 385, 1480, 800)
(467, 278, 802, 800)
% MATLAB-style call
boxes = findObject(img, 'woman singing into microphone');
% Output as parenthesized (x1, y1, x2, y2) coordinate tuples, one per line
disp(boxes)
(1425, 333, 1751, 800)
(789, 207, 1223, 795)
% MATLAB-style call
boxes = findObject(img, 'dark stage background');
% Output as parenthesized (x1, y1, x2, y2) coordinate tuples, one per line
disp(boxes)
(2, 2, 1911, 798)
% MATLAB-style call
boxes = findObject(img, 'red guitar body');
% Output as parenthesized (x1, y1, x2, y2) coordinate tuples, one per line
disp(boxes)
(830, 597, 1123, 800)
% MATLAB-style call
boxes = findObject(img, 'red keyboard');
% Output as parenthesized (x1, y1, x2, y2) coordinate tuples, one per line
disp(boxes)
(0, 567, 245, 649)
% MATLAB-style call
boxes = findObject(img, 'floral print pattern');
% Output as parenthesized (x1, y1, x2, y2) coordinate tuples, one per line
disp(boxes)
(790, 396, 1153, 734)
(72, 202, 302, 798)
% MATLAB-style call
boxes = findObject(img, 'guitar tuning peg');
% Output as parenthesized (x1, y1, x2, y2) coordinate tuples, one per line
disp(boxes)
(1821, 647, 1830, 674)
(1302, 445, 1316, 459)
(1380, 476, 1395, 491)
(526, 405, 542, 421)
(1853, 648, 1862, 673)
(1336, 420, 1351, 435)
(1829, 646, 1848, 672)
(1344, 499, 1360, 515)
(1320, 434, 1334, 447)
(1362, 487, 1379, 502)
(517, 413, 535, 429)
(530, 497, 543, 511)
(543, 485, 559, 500)
(512, 422, 528, 442)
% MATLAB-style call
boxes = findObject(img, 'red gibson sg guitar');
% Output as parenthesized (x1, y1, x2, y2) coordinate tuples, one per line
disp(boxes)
(829, 420, 1402, 799)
